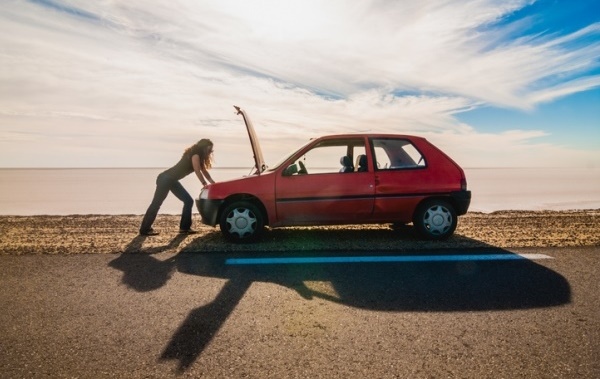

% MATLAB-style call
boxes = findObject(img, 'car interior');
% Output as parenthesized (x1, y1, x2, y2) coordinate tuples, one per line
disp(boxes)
(355, 154, 368, 172)
(339, 156, 354, 173)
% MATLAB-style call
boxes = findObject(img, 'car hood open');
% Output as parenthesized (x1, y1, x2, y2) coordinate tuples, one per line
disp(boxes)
(234, 105, 267, 174)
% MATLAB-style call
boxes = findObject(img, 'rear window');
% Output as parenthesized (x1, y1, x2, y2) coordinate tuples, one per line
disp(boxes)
(372, 138, 426, 170)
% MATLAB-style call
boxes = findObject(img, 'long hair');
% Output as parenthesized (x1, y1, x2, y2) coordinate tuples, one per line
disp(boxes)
(184, 138, 213, 170)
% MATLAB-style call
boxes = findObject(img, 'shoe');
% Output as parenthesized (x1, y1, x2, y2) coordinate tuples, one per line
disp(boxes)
(178, 229, 198, 234)
(140, 228, 160, 236)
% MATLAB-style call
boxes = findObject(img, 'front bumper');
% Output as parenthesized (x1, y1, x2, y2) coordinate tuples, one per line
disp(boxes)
(450, 190, 471, 215)
(196, 198, 223, 226)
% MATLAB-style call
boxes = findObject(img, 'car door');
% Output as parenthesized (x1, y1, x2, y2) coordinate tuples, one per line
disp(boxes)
(274, 138, 375, 225)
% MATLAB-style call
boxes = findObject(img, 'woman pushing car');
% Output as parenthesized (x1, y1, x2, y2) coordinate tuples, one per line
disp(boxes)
(139, 138, 215, 236)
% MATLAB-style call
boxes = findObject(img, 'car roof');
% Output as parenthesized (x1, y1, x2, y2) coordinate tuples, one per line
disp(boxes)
(311, 133, 427, 141)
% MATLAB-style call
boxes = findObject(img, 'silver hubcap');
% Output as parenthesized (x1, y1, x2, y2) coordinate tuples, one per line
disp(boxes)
(226, 208, 257, 238)
(423, 205, 452, 235)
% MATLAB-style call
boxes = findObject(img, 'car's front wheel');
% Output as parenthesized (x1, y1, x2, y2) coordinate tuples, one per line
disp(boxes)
(219, 201, 264, 243)
(413, 200, 457, 240)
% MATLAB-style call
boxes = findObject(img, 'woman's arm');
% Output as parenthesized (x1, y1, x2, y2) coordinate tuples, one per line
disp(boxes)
(192, 154, 215, 185)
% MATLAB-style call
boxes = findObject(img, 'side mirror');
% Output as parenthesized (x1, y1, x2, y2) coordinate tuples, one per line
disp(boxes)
(283, 163, 298, 176)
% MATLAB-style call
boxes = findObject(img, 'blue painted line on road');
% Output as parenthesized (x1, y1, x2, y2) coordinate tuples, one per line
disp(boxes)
(225, 253, 552, 265)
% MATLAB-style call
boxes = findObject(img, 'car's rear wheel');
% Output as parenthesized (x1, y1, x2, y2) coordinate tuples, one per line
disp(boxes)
(413, 199, 457, 240)
(219, 201, 264, 243)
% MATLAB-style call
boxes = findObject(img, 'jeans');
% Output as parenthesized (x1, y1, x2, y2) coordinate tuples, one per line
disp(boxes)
(140, 172, 194, 233)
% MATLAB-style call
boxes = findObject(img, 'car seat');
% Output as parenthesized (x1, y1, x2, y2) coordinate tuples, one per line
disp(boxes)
(339, 156, 354, 173)
(356, 154, 368, 172)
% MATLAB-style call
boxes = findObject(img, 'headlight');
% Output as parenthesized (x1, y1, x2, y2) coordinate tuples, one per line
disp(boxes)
(200, 188, 210, 199)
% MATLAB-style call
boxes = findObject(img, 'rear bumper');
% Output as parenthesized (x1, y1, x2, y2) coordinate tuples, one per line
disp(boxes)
(451, 190, 471, 215)
(196, 198, 223, 226)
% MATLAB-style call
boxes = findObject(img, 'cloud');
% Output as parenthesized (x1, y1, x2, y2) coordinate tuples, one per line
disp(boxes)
(0, 0, 599, 168)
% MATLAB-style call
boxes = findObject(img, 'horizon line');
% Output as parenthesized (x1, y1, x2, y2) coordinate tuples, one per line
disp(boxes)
(0, 166, 596, 170)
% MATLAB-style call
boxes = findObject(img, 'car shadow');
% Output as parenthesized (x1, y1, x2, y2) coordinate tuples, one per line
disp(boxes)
(109, 229, 571, 373)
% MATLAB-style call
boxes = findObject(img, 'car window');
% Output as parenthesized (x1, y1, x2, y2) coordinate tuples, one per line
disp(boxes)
(372, 138, 426, 170)
(295, 139, 366, 174)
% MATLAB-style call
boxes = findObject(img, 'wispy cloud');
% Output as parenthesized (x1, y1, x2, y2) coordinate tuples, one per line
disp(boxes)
(0, 0, 599, 167)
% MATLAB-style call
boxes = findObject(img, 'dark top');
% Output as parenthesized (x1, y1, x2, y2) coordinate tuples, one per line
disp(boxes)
(162, 146, 203, 180)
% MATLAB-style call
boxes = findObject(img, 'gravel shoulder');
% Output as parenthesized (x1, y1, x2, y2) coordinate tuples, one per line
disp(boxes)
(1, 210, 598, 255)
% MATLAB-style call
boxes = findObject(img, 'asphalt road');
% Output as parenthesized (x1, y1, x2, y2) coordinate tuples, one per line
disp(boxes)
(1, 246, 598, 378)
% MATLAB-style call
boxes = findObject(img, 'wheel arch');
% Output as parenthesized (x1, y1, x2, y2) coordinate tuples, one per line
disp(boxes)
(412, 195, 459, 220)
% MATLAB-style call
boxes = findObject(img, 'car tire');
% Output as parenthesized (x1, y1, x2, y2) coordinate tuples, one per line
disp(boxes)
(219, 201, 264, 243)
(413, 199, 457, 240)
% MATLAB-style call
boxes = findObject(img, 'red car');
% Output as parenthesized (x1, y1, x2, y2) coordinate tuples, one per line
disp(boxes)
(197, 106, 471, 242)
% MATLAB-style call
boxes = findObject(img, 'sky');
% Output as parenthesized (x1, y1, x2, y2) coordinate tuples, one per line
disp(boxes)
(1, 0, 599, 169)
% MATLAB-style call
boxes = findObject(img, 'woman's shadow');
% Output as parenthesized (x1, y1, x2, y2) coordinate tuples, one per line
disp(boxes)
(108, 234, 187, 292)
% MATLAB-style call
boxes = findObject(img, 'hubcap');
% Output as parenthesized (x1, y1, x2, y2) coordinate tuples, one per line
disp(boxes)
(423, 205, 452, 235)
(226, 208, 257, 238)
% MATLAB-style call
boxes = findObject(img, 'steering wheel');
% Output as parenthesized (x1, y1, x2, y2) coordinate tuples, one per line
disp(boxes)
(298, 160, 308, 175)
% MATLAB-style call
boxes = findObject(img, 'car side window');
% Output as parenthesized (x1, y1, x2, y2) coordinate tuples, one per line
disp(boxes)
(296, 139, 366, 174)
(373, 138, 426, 170)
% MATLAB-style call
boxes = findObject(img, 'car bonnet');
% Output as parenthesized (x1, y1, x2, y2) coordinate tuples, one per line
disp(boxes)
(234, 105, 267, 174)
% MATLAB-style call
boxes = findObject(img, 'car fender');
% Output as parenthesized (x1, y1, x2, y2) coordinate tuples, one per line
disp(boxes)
(200, 172, 277, 226)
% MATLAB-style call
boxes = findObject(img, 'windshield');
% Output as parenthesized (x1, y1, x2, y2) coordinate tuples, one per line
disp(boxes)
(267, 139, 313, 171)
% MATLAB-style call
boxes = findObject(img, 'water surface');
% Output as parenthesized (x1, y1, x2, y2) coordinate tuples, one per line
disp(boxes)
(0, 167, 598, 215)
